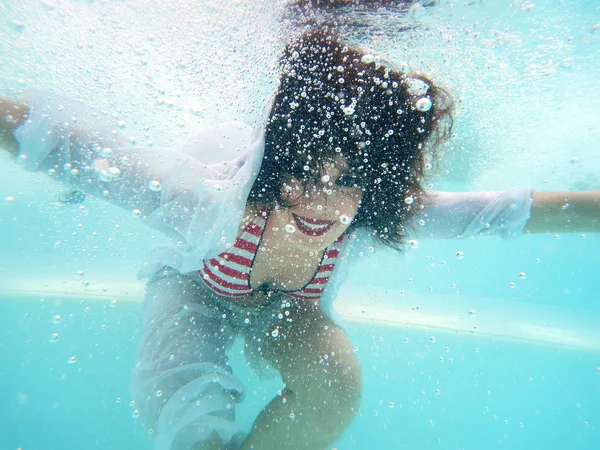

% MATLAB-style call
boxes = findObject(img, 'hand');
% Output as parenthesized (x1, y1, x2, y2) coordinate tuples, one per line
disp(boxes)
(0, 98, 29, 156)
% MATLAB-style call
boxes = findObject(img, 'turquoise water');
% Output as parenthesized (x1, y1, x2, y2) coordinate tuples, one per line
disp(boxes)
(1, 0, 600, 449)
(1, 293, 599, 449)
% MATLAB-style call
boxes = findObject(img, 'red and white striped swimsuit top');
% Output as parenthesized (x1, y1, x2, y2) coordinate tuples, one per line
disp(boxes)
(197, 208, 344, 303)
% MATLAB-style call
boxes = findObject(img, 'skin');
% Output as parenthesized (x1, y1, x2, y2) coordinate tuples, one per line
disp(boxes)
(0, 98, 27, 156)
(526, 191, 599, 234)
(1, 100, 599, 450)
(194, 158, 364, 449)
(250, 157, 362, 291)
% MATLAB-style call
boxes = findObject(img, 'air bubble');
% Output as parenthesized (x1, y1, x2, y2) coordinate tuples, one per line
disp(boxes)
(509, 281, 516, 288)
(406, 78, 429, 96)
(271, 329, 279, 338)
(53, 314, 62, 324)
(148, 180, 162, 192)
(415, 98, 432, 112)
(321, 175, 330, 183)
(107, 167, 121, 178)
(100, 147, 113, 157)
(456, 251, 464, 259)
(342, 106, 355, 116)
(284, 224, 296, 233)
(405, 196, 414, 205)
(189, 103, 205, 115)
(388, 402, 394, 409)
(340, 215, 352, 225)
(361, 54, 374, 64)
(49, 333, 59, 343)
(132, 209, 141, 217)
(132, 409, 140, 419)
(518, 272, 526, 279)
(155, 390, 163, 398)
(469, 309, 476, 316)
(68, 356, 77, 364)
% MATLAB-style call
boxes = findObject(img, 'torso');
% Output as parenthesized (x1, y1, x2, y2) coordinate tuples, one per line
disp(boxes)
(198, 203, 341, 307)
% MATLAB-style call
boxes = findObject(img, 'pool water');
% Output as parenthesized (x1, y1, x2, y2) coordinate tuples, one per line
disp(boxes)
(1, 0, 600, 449)
(1, 289, 598, 449)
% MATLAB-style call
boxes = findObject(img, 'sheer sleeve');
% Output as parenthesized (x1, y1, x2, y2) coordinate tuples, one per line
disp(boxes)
(12, 91, 256, 217)
(11, 91, 268, 277)
(408, 188, 534, 239)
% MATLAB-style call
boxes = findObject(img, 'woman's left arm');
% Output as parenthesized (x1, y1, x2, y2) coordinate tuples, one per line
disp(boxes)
(525, 191, 600, 233)
(410, 188, 598, 240)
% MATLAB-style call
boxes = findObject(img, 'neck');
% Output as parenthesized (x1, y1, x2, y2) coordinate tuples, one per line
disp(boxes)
(263, 209, 321, 262)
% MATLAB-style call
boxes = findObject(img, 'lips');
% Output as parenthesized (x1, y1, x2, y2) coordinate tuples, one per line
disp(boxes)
(292, 214, 335, 237)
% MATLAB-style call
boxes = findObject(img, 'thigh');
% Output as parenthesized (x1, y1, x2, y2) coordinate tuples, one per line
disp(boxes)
(259, 302, 362, 398)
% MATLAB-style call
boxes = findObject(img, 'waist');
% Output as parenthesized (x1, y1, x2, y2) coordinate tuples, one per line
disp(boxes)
(189, 270, 284, 308)
(191, 270, 324, 310)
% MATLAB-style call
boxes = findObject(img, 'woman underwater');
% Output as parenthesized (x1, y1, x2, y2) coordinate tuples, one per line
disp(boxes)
(1, 25, 599, 450)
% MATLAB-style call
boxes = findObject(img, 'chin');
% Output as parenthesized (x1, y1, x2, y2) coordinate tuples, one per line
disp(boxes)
(294, 227, 344, 250)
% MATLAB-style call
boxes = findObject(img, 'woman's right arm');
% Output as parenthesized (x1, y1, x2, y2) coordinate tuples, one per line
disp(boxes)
(0, 95, 169, 215)
(0, 95, 255, 220)
(0, 98, 29, 156)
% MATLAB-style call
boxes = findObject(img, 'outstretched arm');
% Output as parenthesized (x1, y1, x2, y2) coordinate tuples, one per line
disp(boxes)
(526, 191, 599, 233)
(0, 95, 256, 218)
(411, 188, 599, 240)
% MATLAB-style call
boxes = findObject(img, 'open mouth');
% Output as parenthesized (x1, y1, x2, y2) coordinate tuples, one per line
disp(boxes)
(292, 214, 335, 237)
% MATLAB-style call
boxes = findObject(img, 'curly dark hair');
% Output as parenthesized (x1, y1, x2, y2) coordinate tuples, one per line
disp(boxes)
(248, 28, 453, 248)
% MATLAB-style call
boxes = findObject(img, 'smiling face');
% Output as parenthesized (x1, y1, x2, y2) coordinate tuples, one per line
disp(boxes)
(272, 155, 363, 252)
(250, 30, 453, 249)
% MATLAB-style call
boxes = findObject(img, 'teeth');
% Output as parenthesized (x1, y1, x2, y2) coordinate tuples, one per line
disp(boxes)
(294, 216, 333, 231)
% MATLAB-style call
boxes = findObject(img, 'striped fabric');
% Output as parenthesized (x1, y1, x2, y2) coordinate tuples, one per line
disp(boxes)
(197, 208, 344, 303)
